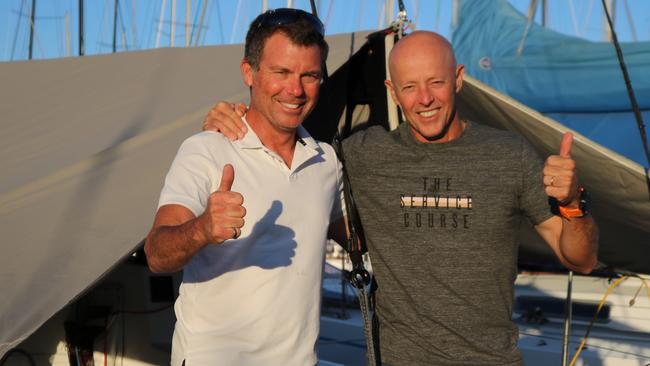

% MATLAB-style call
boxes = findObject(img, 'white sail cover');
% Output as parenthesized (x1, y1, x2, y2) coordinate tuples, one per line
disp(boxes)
(0, 32, 368, 358)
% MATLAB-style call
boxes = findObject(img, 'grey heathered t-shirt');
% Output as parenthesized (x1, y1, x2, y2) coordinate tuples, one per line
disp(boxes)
(342, 121, 553, 366)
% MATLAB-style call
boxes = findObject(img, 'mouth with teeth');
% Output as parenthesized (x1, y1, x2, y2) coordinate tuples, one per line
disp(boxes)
(417, 109, 439, 118)
(279, 100, 306, 112)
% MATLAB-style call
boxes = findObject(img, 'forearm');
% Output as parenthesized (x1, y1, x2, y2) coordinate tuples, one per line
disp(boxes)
(144, 217, 208, 273)
(558, 216, 599, 274)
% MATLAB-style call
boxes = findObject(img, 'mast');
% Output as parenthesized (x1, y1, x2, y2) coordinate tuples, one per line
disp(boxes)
(65, 11, 71, 57)
(185, 0, 191, 47)
(603, 0, 616, 41)
(131, 0, 138, 50)
(113, 0, 119, 53)
(156, 0, 167, 48)
(28, 0, 36, 60)
(79, 0, 84, 56)
(385, 0, 394, 28)
(171, 0, 176, 47)
(193, 0, 208, 47)
(451, 0, 458, 30)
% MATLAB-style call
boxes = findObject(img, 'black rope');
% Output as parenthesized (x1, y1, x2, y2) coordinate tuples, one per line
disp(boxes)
(601, 0, 650, 198)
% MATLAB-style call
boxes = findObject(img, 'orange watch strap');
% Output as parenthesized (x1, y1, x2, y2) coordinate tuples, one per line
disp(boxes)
(558, 205, 584, 219)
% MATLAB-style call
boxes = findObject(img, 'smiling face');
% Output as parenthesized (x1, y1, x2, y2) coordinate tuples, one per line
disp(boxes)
(241, 31, 322, 134)
(385, 31, 465, 143)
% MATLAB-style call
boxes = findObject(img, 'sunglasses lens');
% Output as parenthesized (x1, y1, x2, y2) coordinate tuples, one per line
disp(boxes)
(258, 9, 325, 36)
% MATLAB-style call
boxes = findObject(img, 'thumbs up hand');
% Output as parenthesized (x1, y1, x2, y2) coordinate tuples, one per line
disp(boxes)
(543, 133, 580, 206)
(197, 164, 246, 244)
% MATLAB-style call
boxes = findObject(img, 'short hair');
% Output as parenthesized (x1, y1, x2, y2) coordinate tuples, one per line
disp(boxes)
(244, 8, 329, 71)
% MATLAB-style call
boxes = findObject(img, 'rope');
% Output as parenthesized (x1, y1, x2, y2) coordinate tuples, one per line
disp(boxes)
(601, 0, 650, 198)
(333, 132, 376, 365)
(357, 285, 377, 366)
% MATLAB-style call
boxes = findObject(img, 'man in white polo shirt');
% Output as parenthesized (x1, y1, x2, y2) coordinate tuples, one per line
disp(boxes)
(144, 9, 343, 366)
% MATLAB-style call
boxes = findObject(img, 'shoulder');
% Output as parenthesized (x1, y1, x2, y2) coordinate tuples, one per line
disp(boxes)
(342, 125, 391, 154)
(180, 130, 229, 147)
(177, 131, 232, 154)
(468, 122, 521, 143)
(467, 122, 537, 157)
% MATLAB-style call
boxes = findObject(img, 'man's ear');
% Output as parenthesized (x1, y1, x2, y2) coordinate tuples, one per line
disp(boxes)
(241, 59, 253, 87)
(384, 79, 400, 107)
(455, 64, 465, 93)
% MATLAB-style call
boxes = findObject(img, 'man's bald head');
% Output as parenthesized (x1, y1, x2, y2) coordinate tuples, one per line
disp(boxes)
(384, 30, 465, 143)
(388, 31, 457, 81)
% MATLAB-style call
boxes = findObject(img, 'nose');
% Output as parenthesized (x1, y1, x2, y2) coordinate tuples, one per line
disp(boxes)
(286, 75, 305, 98)
(416, 85, 433, 106)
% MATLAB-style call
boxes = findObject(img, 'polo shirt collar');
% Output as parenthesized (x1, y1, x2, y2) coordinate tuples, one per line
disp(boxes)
(235, 116, 320, 153)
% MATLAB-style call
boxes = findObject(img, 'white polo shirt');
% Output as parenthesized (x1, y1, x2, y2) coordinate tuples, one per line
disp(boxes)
(158, 119, 342, 366)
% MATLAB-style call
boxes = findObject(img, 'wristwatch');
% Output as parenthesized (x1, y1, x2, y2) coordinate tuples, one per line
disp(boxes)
(550, 186, 590, 219)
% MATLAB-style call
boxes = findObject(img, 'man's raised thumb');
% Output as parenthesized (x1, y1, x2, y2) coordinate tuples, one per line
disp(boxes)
(218, 164, 235, 192)
(559, 132, 573, 158)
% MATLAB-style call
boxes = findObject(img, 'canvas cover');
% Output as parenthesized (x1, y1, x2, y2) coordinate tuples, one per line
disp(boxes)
(0, 32, 369, 358)
(454, 0, 650, 168)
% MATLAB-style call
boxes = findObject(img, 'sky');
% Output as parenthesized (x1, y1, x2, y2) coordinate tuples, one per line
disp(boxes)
(1, 0, 650, 62)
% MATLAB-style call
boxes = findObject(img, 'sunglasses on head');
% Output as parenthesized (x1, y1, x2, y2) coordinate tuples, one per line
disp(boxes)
(256, 8, 325, 36)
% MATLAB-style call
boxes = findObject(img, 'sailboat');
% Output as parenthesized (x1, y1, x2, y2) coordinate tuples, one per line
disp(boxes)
(1, 0, 649, 365)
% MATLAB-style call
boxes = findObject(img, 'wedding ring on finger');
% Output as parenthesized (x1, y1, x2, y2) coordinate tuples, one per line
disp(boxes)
(550, 176, 555, 186)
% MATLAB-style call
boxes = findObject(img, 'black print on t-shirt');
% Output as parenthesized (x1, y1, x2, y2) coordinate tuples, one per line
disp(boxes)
(399, 177, 472, 229)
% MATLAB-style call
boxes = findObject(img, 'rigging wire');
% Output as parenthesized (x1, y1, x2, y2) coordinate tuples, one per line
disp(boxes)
(131, 0, 139, 49)
(229, 0, 243, 44)
(601, 0, 650, 198)
(621, 0, 637, 42)
(118, 0, 129, 50)
(142, 0, 156, 50)
(155, 0, 166, 48)
(581, 0, 596, 38)
(99, 0, 111, 53)
(204, 0, 220, 46)
(54, 0, 63, 57)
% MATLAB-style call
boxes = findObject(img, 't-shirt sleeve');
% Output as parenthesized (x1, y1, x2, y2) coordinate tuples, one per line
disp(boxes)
(519, 139, 554, 226)
(158, 136, 216, 216)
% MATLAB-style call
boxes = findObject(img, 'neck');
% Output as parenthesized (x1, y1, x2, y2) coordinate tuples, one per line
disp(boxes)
(434, 117, 465, 143)
(246, 109, 297, 167)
